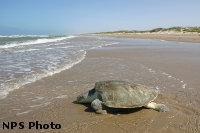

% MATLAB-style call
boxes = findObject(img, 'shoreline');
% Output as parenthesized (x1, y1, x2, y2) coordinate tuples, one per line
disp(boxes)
(1, 37, 200, 133)
(86, 33, 200, 43)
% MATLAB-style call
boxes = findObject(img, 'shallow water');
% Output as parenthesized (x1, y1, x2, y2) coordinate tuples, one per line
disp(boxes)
(0, 35, 118, 99)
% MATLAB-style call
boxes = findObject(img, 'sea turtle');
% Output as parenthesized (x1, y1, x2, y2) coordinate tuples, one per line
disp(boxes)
(76, 80, 169, 114)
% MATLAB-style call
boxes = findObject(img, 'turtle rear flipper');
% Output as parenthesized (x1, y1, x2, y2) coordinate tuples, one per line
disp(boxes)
(145, 102, 169, 112)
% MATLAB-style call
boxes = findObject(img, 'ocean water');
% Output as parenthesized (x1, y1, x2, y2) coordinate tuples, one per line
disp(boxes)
(0, 35, 118, 99)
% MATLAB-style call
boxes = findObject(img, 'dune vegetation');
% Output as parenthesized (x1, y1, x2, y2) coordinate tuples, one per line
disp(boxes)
(95, 27, 200, 34)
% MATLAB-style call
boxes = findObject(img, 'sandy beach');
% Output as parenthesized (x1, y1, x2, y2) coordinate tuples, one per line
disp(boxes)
(1, 36, 200, 133)
(87, 32, 200, 43)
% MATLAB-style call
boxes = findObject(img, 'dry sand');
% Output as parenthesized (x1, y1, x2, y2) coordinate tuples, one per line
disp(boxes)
(1, 37, 200, 133)
(87, 32, 200, 43)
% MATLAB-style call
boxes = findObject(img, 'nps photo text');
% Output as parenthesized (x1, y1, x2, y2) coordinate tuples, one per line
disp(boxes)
(1, 121, 61, 130)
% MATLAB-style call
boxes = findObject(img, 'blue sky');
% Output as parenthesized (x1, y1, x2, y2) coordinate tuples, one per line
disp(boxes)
(0, 0, 200, 35)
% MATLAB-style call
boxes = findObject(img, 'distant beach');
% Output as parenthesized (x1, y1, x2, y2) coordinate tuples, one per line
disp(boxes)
(86, 27, 200, 43)
(1, 36, 200, 133)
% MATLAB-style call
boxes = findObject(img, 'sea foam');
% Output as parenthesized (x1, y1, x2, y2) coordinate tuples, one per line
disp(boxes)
(0, 36, 119, 100)
(0, 50, 86, 99)
(0, 36, 76, 49)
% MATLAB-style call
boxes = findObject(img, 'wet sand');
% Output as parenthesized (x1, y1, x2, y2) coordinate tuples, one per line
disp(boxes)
(1, 37, 200, 133)
(87, 33, 200, 43)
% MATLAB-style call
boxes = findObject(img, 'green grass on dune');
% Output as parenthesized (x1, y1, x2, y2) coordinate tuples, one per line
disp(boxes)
(149, 27, 200, 33)
(95, 27, 200, 34)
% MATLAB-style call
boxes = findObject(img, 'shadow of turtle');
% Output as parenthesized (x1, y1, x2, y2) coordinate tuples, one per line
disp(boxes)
(73, 101, 145, 114)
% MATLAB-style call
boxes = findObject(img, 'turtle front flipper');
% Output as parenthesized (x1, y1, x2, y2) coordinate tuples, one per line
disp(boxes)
(91, 99, 107, 114)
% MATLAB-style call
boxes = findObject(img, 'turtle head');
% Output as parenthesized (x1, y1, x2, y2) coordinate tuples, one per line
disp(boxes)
(77, 91, 90, 103)
(76, 89, 96, 103)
